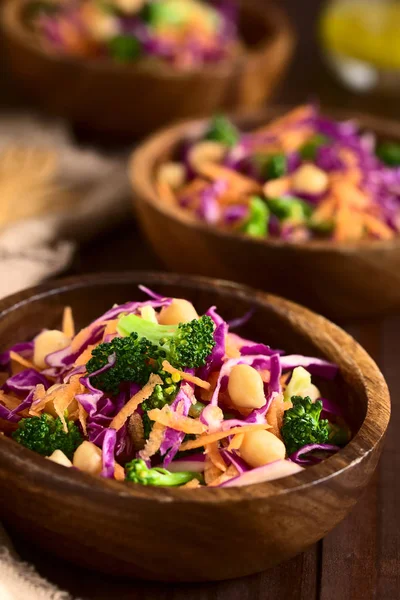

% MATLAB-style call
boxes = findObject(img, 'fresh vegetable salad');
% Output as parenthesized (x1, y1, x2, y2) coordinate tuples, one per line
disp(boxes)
(0, 287, 349, 488)
(30, 0, 238, 68)
(157, 104, 400, 241)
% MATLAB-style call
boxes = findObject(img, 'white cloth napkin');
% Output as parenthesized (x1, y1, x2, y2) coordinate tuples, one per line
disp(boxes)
(0, 527, 73, 600)
(0, 114, 131, 298)
(0, 114, 132, 598)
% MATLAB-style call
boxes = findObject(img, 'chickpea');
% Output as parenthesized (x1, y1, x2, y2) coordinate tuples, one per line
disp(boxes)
(158, 162, 186, 191)
(240, 430, 286, 468)
(34, 330, 71, 370)
(292, 164, 329, 196)
(46, 449, 72, 468)
(228, 364, 265, 410)
(73, 441, 102, 475)
(81, 5, 119, 41)
(158, 299, 199, 325)
(188, 141, 226, 171)
(263, 177, 290, 199)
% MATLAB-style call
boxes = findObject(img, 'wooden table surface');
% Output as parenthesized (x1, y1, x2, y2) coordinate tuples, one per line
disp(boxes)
(2, 0, 400, 598)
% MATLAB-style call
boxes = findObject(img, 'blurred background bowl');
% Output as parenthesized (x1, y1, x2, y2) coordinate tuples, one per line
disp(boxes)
(0, 0, 294, 138)
(130, 107, 400, 321)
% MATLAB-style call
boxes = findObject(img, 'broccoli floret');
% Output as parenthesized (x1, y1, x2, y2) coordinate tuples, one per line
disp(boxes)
(267, 195, 312, 223)
(241, 196, 269, 237)
(205, 115, 239, 148)
(141, 370, 181, 438)
(108, 35, 141, 62)
(282, 396, 329, 455)
(376, 142, 400, 167)
(86, 333, 158, 394)
(125, 458, 201, 486)
(12, 414, 82, 459)
(142, 0, 193, 26)
(118, 314, 215, 370)
(299, 134, 331, 161)
(257, 152, 287, 180)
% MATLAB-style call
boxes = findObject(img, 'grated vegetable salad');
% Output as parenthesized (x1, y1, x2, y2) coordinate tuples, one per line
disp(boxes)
(0, 286, 349, 488)
(29, 0, 239, 69)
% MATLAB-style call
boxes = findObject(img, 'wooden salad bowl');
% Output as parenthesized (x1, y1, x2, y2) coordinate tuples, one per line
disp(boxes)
(0, 0, 294, 138)
(130, 108, 400, 321)
(0, 272, 390, 581)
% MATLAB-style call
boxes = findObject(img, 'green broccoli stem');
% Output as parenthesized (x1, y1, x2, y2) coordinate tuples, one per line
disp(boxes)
(241, 196, 269, 237)
(125, 459, 202, 487)
(118, 314, 181, 344)
(118, 313, 215, 370)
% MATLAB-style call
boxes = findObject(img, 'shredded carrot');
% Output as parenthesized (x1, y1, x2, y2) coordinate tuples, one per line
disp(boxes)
(266, 394, 285, 439)
(78, 402, 88, 436)
(196, 163, 262, 196)
(263, 177, 291, 199)
(162, 361, 210, 390)
(334, 204, 364, 241)
(114, 463, 125, 482)
(310, 196, 337, 224)
(224, 336, 241, 359)
(177, 178, 209, 208)
(208, 464, 239, 487)
(200, 371, 219, 402)
(363, 214, 395, 240)
(331, 180, 369, 209)
(62, 306, 75, 339)
(156, 179, 177, 207)
(0, 390, 22, 411)
(70, 321, 105, 353)
(29, 383, 60, 416)
(74, 344, 96, 367)
(103, 319, 118, 340)
(205, 441, 227, 471)
(179, 423, 270, 451)
(253, 105, 313, 136)
(9, 351, 36, 371)
(204, 455, 223, 485)
(227, 433, 244, 451)
(182, 478, 201, 489)
(110, 373, 162, 431)
(139, 421, 166, 461)
(30, 377, 81, 423)
(278, 128, 314, 152)
(148, 405, 207, 435)
(52, 377, 82, 432)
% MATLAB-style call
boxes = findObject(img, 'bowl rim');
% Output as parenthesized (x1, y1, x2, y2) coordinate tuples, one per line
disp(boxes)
(129, 105, 400, 253)
(0, 0, 293, 80)
(0, 272, 391, 504)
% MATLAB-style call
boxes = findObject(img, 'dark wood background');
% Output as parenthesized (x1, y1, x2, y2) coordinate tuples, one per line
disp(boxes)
(1, 0, 400, 598)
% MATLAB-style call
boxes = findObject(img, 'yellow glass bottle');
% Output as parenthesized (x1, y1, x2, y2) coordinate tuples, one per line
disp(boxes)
(320, 0, 400, 92)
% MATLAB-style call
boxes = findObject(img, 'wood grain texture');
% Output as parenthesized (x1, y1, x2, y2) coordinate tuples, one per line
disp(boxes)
(0, 272, 390, 581)
(0, 0, 399, 595)
(130, 109, 400, 322)
(0, 0, 294, 137)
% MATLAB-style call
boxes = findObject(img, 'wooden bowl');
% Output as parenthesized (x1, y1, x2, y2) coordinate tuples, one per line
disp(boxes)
(0, 0, 294, 138)
(130, 109, 400, 321)
(0, 272, 390, 581)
